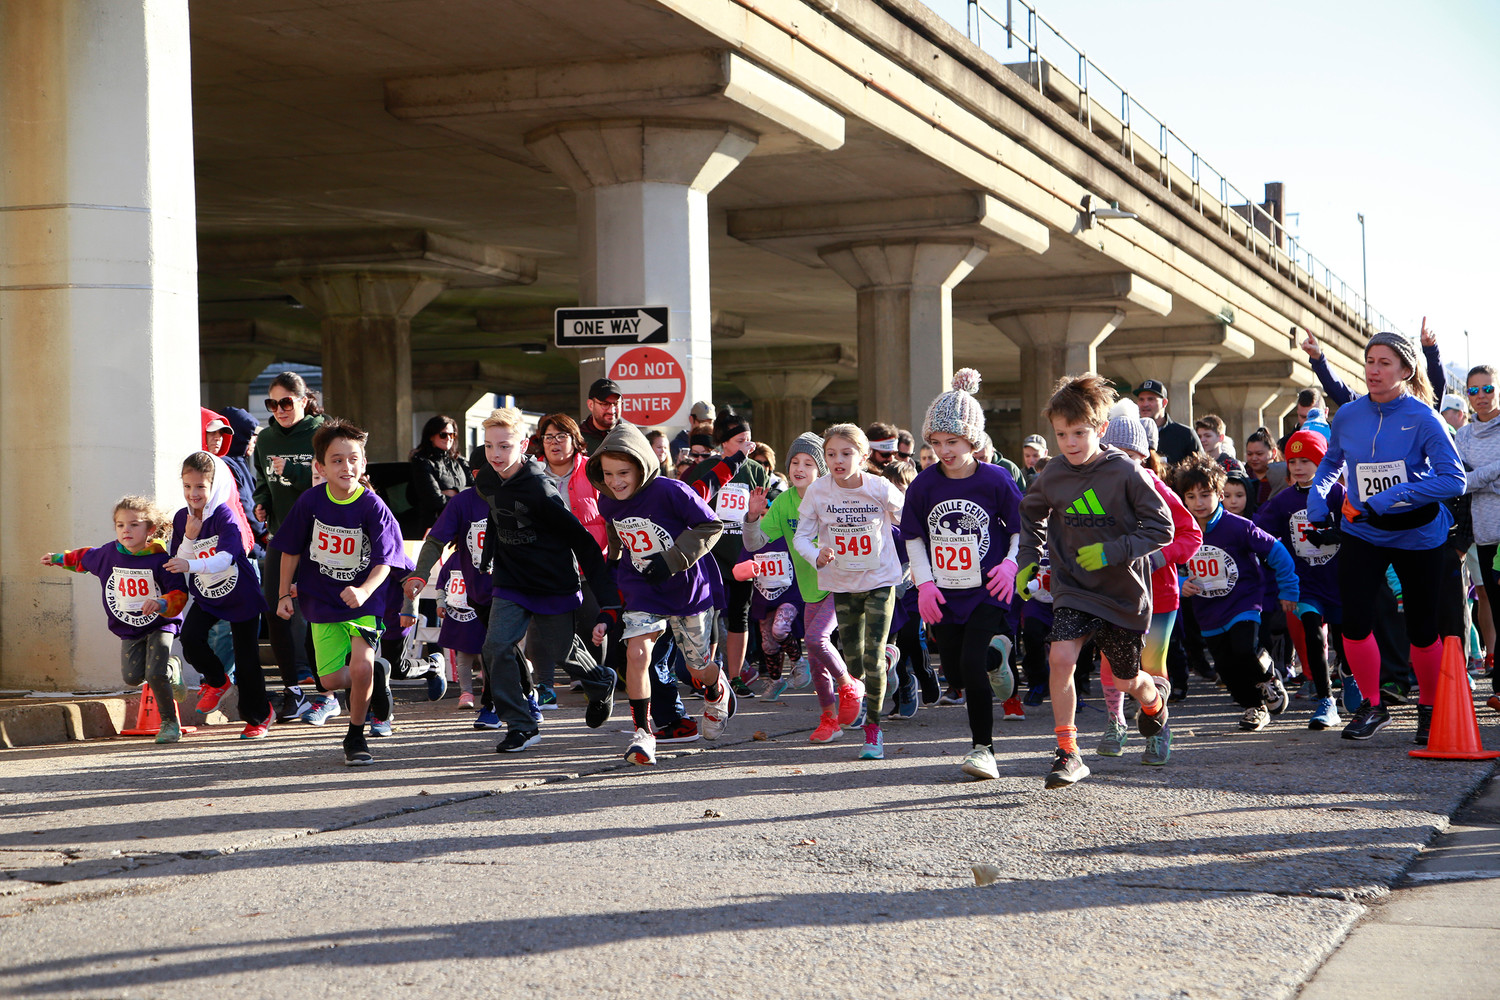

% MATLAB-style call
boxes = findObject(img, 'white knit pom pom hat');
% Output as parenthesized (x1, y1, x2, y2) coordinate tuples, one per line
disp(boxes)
(923, 368, 986, 447)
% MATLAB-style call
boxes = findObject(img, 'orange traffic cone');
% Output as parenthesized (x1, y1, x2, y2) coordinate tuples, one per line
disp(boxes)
(120, 683, 196, 737)
(1410, 636, 1499, 760)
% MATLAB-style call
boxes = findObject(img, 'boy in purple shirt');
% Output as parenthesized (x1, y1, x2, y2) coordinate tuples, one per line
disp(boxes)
(271, 419, 410, 766)
(43, 496, 190, 743)
(1175, 454, 1300, 732)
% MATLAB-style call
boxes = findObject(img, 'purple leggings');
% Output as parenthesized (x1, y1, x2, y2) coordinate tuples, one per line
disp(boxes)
(804, 594, 850, 708)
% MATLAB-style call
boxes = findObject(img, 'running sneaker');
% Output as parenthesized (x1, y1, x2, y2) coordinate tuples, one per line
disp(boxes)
(740, 664, 761, 687)
(1137, 685, 1169, 739)
(239, 716, 272, 740)
(525, 692, 543, 724)
(300, 694, 340, 726)
(458, 691, 475, 710)
(790, 658, 812, 690)
(1044, 747, 1089, 789)
(536, 684, 558, 710)
(1239, 705, 1270, 731)
(1341, 701, 1391, 741)
(1488, 694, 1500, 715)
(884, 644, 900, 700)
(809, 711, 842, 743)
(654, 717, 700, 744)
(1023, 683, 1048, 708)
(1413, 703, 1434, 747)
(195, 681, 232, 714)
(1293, 679, 1315, 701)
(960, 744, 998, 780)
(343, 731, 373, 766)
(277, 686, 311, 722)
(495, 728, 541, 753)
(937, 688, 966, 707)
(625, 728, 657, 766)
(1309, 697, 1340, 731)
(917, 665, 942, 705)
(848, 700, 868, 729)
(154, 719, 182, 745)
(836, 677, 866, 726)
(1341, 674, 1363, 714)
(1002, 696, 1026, 722)
(895, 675, 919, 719)
(762, 676, 792, 702)
(366, 711, 392, 738)
(1141, 726, 1171, 766)
(473, 707, 500, 730)
(1379, 681, 1410, 706)
(730, 677, 757, 699)
(1259, 675, 1288, 715)
(425, 658, 448, 701)
(584, 670, 616, 728)
(1097, 719, 1129, 757)
(858, 723, 884, 760)
(700, 682, 736, 740)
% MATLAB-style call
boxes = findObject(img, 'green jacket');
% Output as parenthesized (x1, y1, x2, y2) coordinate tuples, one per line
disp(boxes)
(252, 414, 325, 534)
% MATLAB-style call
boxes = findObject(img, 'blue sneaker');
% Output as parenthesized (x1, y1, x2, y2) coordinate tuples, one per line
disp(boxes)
(895, 674, 919, 719)
(858, 723, 884, 760)
(1340, 674, 1362, 714)
(1023, 683, 1048, 708)
(473, 707, 500, 730)
(537, 684, 559, 711)
(848, 700, 868, 729)
(526, 692, 543, 723)
(764, 676, 792, 702)
(425, 664, 448, 702)
(366, 711, 393, 738)
(1309, 696, 1340, 731)
(300, 694, 339, 726)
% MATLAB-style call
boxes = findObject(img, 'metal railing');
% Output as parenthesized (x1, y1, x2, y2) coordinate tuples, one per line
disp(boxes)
(964, 0, 1400, 336)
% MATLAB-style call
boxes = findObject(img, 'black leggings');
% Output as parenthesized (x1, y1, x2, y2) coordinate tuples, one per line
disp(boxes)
(1202, 620, 1270, 709)
(1292, 611, 1342, 700)
(1338, 533, 1446, 647)
(180, 604, 270, 725)
(894, 615, 938, 702)
(930, 602, 1010, 748)
(1478, 544, 1500, 694)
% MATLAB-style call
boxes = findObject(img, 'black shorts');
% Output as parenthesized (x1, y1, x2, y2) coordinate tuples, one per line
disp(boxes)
(1049, 606, 1144, 679)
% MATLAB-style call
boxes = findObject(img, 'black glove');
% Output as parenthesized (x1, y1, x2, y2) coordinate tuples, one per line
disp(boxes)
(1303, 519, 1341, 547)
(639, 552, 673, 582)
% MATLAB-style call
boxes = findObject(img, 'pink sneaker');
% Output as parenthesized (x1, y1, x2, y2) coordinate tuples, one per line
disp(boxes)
(836, 678, 866, 726)
(458, 691, 475, 710)
(1003, 696, 1026, 721)
(196, 681, 232, 714)
(239, 716, 271, 740)
(810, 711, 842, 743)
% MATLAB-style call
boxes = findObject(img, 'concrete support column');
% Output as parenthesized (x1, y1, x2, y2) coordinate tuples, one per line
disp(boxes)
(729, 369, 839, 462)
(0, 1, 199, 690)
(990, 309, 1125, 440)
(281, 272, 445, 463)
(819, 241, 988, 430)
(526, 120, 758, 426)
(200, 346, 276, 415)
(1108, 351, 1220, 428)
(1203, 382, 1284, 448)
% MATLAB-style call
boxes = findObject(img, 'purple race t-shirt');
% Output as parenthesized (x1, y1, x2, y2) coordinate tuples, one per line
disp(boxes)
(746, 535, 804, 625)
(1185, 510, 1276, 633)
(171, 506, 267, 623)
(1253, 482, 1343, 615)
(900, 462, 1022, 622)
(425, 487, 492, 607)
(271, 485, 410, 624)
(78, 543, 186, 640)
(437, 554, 487, 654)
(599, 477, 722, 617)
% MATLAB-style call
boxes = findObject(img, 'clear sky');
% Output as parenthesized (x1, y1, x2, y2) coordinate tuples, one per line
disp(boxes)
(923, 0, 1500, 369)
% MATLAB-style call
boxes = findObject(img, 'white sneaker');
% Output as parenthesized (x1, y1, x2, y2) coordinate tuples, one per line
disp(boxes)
(960, 744, 998, 780)
(625, 728, 657, 766)
(700, 681, 735, 741)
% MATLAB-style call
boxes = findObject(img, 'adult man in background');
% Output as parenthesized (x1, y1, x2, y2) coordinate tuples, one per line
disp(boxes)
(671, 400, 715, 456)
(579, 378, 621, 455)
(1135, 379, 1201, 465)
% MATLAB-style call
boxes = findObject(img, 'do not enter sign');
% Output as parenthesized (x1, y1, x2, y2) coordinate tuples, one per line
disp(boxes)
(608, 346, 686, 426)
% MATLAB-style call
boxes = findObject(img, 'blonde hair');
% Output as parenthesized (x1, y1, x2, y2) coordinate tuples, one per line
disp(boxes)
(822, 423, 870, 455)
(113, 495, 171, 542)
(482, 406, 528, 435)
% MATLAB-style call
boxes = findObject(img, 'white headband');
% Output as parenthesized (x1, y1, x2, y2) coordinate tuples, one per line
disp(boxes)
(870, 438, 897, 453)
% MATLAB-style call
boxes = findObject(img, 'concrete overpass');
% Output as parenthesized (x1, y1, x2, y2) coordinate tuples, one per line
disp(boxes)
(1, 0, 1384, 690)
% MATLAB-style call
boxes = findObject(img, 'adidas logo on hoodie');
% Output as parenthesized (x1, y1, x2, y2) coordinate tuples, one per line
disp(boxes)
(1062, 488, 1117, 529)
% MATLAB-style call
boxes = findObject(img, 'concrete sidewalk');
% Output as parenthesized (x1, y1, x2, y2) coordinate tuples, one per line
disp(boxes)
(1, 682, 1495, 999)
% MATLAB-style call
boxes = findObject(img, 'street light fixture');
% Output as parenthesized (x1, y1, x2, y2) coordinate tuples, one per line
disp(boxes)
(1358, 212, 1368, 327)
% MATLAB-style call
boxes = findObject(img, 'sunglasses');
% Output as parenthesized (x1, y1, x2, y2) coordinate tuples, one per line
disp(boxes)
(1468, 385, 1495, 396)
(435, 431, 455, 440)
(264, 397, 298, 412)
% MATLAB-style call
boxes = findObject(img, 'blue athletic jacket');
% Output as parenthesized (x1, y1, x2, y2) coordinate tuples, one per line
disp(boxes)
(1307, 392, 1465, 550)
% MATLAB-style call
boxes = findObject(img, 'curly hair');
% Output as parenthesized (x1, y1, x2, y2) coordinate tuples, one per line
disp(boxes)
(1170, 452, 1226, 498)
(113, 495, 171, 542)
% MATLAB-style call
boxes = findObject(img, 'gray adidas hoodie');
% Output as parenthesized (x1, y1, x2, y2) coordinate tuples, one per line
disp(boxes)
(1018, 445, 1174, 631)
(1457, 414, 1500, 545)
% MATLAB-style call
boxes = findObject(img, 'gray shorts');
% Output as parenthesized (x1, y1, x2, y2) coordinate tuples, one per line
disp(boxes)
(620, 610, 715, 672)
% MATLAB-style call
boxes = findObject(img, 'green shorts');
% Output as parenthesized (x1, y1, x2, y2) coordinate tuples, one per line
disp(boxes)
(310, 617, 384, 677)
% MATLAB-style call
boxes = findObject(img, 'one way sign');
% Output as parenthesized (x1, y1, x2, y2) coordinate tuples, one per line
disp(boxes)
(554, 306, 669, 347)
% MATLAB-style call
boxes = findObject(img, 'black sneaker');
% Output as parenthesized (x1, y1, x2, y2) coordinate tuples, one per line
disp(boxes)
(1414, 703, 1434, 746)
(343, 732, 373, 767)
(277, 686, 311, 722)
(1137, 679, 1170, 738)
(584, 670, 616, 729)
(1380, 682, 1410, 706)
(495, 728, 541, 753)
(1022, 683, 1048, 708)
(1044, 748, 1090, 789)
(1341, 701, 1391, 741)
(1259, 675, 1289, 715)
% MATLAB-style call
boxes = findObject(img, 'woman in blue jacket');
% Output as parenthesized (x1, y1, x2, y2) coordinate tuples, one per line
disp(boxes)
(1307, 332, 1467, 744)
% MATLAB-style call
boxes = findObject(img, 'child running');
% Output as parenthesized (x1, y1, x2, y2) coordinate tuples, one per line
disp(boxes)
(587, 422, 729, 766)
(794, 424, 905, 760)
(1174, 454, 1300, 732)
(1017, 374, 1175, 788)
(166, 452, 273, 739)
(744, 433, 863, 743)
(271, 419, 410, 766)
(901, 370, 1023, 780)
(42, 497, 190, 743)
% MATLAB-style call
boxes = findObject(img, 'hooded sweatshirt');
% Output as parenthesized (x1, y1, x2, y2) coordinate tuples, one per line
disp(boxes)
(220, 406, 266, 545)
(1457, 413, 1500, 546)
(170, 454, 268, 623)
(586, 422, 724, 617)
(253, 413, 325, 535)
(1017, 445, 1174, 632)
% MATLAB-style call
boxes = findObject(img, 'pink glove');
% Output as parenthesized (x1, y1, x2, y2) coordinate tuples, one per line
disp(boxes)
(732, 560, 757, 582)
(916, 581, 946, 625)
(986, 558, 1018, 601)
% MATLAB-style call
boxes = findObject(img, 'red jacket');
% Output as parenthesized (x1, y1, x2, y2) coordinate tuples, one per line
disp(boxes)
(1149, 470, 1201, 613)
(557, 451, 607, 554)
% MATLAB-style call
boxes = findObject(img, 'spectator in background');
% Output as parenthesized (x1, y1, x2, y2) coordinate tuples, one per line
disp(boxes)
(220, 406, 266, 550)
(673, 449, 695, 479)
(1442, 394, 1469, 431)
(1021, 433, 1048, 489)
(580, 378, 622, 455)
(671, 401, 716, 456)
(201, 408, 232, 457)
(1278, 387, 1324, 452)
(749, 442, 786, 495)
(974, 431, 1022, 485)
(688, 434, 716, 462)
(865, 421, 899, 471)
(896, 428, 916, 462)
(407, 413, 469, 537)
(646, 429, 672, 476)
(918, 443, 937, 470)
(1194, 415, 1244, 473)
(1135, 379, 1201, 465)
(1243, 427, 1288, 506)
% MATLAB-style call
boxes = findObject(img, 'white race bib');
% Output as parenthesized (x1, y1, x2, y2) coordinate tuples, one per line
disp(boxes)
(615, 517, 669, 572)
(752, 551, 795, 589)
(1354, 460, 1407, 505)
(1186, 544, 1239, 599)
(186, 535, 238, 599)
(310, 519, 367, 579)
(930, 531, 982, 589)
(109, 567, 158, 615)
(715, 482, 750, 523)
(1032, 558, 1055, 604)
(1290, 510, 1338, 565)
(445, 573, 471, 610)
(831, 521, 882, 572)
(465, 519, 486, 567)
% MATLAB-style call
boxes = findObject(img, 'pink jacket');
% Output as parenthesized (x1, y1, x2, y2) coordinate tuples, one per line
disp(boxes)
(1150, 471, 1201, 613)
(559, 451, 607, 554)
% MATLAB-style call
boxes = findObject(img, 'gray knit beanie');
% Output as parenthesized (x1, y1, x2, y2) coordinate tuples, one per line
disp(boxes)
(1139, 417, 1159, 453)
(1366, 331, 1418, 374)
(1102, 415, 1149, 456)
(787, 431, 829, 477)
(922, 368, 986, 447)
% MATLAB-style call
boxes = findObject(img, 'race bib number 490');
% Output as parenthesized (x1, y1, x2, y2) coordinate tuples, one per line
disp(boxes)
(1186, 544, 1239, 599)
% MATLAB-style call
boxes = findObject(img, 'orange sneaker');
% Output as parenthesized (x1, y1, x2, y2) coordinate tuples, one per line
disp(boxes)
(836, 678, 865, 726)
(810, 711, 842, 743)
(1002, 696, 1026, 721)
(196, 681, 232, 714)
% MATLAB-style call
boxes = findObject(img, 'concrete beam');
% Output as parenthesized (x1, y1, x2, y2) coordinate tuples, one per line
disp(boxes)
(387, 50, 845, 152)
(1098, 323, 1255, 360)
(957, 273, 1172, 319)
(1198, 360, 1300, 386)
(716, 342, 856, 373)
(200, 230, 537, 289)
(199, 318, 319, 364)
